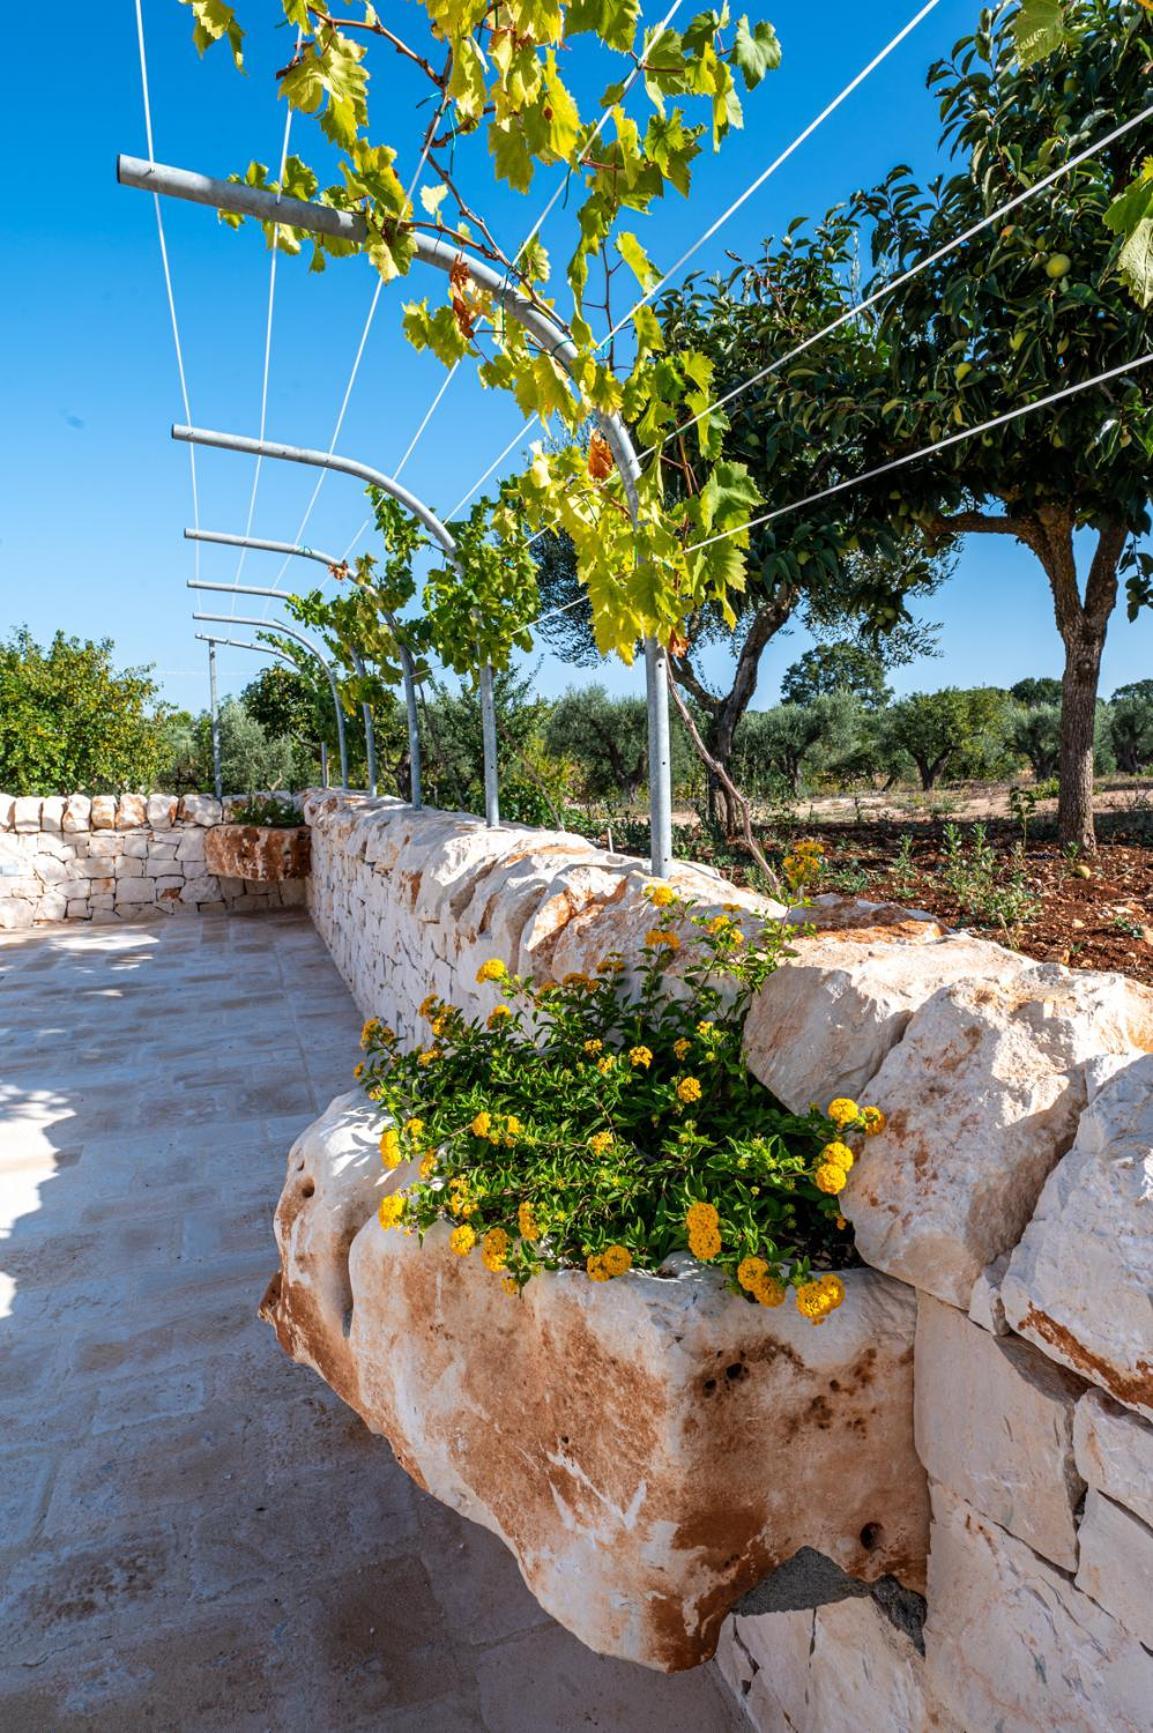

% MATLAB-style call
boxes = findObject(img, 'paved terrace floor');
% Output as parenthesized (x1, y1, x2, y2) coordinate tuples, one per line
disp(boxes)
(0, 912, 739, 1733)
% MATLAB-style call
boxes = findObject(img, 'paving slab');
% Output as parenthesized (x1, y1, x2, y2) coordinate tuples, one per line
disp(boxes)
(0, 913, 738, 1731)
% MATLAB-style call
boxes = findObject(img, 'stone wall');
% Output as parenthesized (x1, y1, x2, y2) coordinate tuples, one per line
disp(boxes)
(301, 791, 1153, 1728)
(0, 793, 305, 929)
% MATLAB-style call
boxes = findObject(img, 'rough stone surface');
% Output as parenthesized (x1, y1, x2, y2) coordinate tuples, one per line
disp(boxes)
(967, 1252, 1011, 1336)
(719, 1595, 957, 1733)
(146, 792, 177, 829)
(61, 792, 90, 833)
(180, 793, 223, 826)
(1075, 1488, 1153, 1648)
(39, 795, 64, 832)
(925, 1486, 1153, 1733)
(90, 794, 116, 829)
(0, 793, 12, 829)
(914, 1295, 1084, 1569)
(1074, 1387, 1153, 1530)
(269, 1102, 928, 1673)
(12, 796, 41, 833)
(0, 914, 745, 1732)
(843, 968, 1153, 1309)
(1002, 1053, 1153, 1421)
(743, 925, 1016, 1114)
(204, 822, 311, 883)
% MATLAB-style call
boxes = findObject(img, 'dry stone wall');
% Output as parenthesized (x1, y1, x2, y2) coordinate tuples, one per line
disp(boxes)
(291, 792, 1153, 1723)
(0, 792, 306, 928)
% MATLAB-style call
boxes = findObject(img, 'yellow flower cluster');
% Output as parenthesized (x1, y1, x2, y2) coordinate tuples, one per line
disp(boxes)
(589, 1130, 614, 1156)
(676, 1076, 703, 1105)
(449, 1176, 476, 1218)
(419, 1152, 437, 1180)
(629, 1045, 653, 1069)
(470, 1110, 493, 1138)
(482, 1227, 510, 1272)
(360, 1017, 382, 1049)
(644, 882, 676, 907)
(686, 1201, 721, 1261)
(518, 1201, 541, 1242)
(737, 1256, 785, 1308)
(794, 1272, 846, 1325)
(827, 1097, 860, 1127)
(378, 1194, 406, 1231)
(404, 1117, 424, 1139)
(417, 1048, 441, 1067)
(808, 1100, 883, 1196)
(645, 928, 681, 951)
(450, 1224, 476, 1257)
(353, 1062, 365, 1081)
(583, 1038, 603, 1056)
(587, 1244, 632, 1281)
(475, 959, 508, 983)
(379, 1127, 402, 1171)
(782, 838, 825, 892)
(596, 1054, 616, 1076)
(862, 1106, 886, 1136)
(487, 1005, 512, 1029)
(673, 1036, 691, 1060)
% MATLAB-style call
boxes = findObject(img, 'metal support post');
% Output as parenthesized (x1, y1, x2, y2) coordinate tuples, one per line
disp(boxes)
(350, 650, 377, 796)
(192, 612, 348, 789)
(644, 639, 673, 877)
(478, 661, 500, 828)
(320, 741, 329, 788)
(207, 639, 223, 801)
(387, 613, 423, 810)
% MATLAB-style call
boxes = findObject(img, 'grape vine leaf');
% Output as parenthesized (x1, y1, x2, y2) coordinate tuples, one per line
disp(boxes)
(733, 17, 782, 89)
(1012, 0, 1069, 68)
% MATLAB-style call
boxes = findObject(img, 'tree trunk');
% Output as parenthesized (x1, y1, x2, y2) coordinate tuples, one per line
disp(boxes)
(1057, 628, 1106, 852)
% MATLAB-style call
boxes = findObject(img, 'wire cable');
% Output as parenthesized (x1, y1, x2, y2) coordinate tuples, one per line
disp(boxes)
(446, 0, 942, 521)
(133, 0, 201, 583)
(683, 352, 1153, 556)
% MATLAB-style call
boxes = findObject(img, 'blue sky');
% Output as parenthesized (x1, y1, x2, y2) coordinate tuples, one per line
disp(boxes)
(0, 0, 1147, 715)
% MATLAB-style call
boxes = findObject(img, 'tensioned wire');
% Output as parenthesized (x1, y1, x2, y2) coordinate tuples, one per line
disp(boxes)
(336, 0, 690, 568)
(680, 351, 1153, 556)
(133, 0, 201, 585)
(444, 0, 943, 523)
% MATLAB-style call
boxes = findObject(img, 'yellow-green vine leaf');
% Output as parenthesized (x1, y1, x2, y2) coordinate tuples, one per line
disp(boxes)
(733, 17, 782, 90)
(616, 230, 661, 291)
(181, 0, 245, 69)
(1012, 0, 1069, 67)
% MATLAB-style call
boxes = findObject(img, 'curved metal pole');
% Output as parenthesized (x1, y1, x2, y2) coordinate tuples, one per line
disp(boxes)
(117, 154, 667, 869)
(187, 572, 377, 799)
(177, 431, 492, 824)
(192, 612, 348, 789)
(187, 529, 421, 810)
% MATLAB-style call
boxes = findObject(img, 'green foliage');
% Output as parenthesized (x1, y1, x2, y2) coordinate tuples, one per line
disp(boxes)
(195, 698, 305, 794)
(242, 663, 327, 744)
(544, 685, 649, 804)
(360, 889, 870, 1317)
(880, 689, 1011, 792)
(732, 693, 863, 796)
(420, 666, 553, 815)
(1008, 702, 1062, 780)
(0, 629, 171, 796)
(940, 822, 1040, 937)
(1109, 689, 1153, 773)
(1010, 676, 1063, 708)
(781, 644, 893, 710)
(228, 794, 305, 827)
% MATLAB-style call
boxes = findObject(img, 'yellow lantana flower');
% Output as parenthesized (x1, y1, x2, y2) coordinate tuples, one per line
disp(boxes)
(482, 1228, 510, 1272)
(476, 959, 507, 984)
(602, 1245, 632, 1277)
(676, 1076, 703, 1105)
(450, 1224, 476, 1257)
(596, 1055, 616, 1076)
(505, 1114, 524, 1140)
(862, 1106, 887, 1136)
(737, 1256, 768, 1292)
(815, 1163, 848, 1196)
(583, 1038, 604, 1056)
(470, 1110, 492, 1139)
(821, 1141, 856, 1173)
(754, 1275, 786, 1308)
(673, 1037, 691, 1060)
(418, 994, 439, 1019)
(589, 1130, 614, 1156)
(419, 1153, 437, 1180)
(487, 1005, 512, 1029)
(586, 1253, 610, 1282)
(645, 882, 675, 907)
(360, 1018, 380, 1048)
(501, 1275, 519, 1296)
(629, 1045, 653, 1069)
(417, 1048, 441, 1067)
(518, 1201, 541, 1242)
(688, 1225, 722, 1262)
(404, 1117, 424, 1139)
(705, 914, 730, 936)
(686, 1201, 719, 1233)
(645, 928, 681, 951)
(379, 1128, 402, 1171)
(353, 1062, 365, 1081)
(378, 1194, 406, 1231)
(827, 1097, 861, 1127)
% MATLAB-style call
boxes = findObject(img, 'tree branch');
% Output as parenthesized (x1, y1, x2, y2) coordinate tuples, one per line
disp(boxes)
(306, 8, 445, 87)
(665, 671, 783, 896)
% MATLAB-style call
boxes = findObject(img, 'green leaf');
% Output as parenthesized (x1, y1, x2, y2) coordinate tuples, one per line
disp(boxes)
(367, 223, 416, 283)
(1117, 217, 1153, 311)
(616, 229, 661, 290)
(1011, 0, 1069, 68)
(181, 0, 245, 69)
(448, 37, 488, 125)
(420, 183, 449, 220)
(488, 120, 535, 192)
(632, 303, 665, 356)
(564, 0, 640, 52)
(732, 17, 781, 90)
(403, 299, 472, 364)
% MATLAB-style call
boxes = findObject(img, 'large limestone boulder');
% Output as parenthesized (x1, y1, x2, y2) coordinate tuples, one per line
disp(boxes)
(204, 822, 311, 883)
(259, 1089, 402, 1415)
(743, 924, 1018, 1114)
(843, 968, 1153, 1310)
(1001, 1053, 1153, 1420)
(342, 1222, 927, 1671)
(1074, 1387, 1153, 1530)
(924, 1486, 1153, 1733)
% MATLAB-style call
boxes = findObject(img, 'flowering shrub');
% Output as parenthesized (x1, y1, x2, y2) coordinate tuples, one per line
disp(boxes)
(358, 884, 883, 1325)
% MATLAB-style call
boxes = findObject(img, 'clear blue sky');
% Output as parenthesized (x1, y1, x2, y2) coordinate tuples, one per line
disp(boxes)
(0, 0, 1147, 714)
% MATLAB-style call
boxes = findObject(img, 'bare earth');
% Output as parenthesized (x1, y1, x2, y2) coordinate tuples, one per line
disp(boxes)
(0, 912, 738, 1732)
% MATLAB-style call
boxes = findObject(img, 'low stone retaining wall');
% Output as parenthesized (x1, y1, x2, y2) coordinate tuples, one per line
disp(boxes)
(0, 793, 305, 929)
(297, 792, 1153, 1727)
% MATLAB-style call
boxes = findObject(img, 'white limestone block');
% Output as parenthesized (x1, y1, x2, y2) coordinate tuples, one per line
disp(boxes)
(844, 968, 1153, 1309)
(0, 794, 12, 829)
(176, 828, 206, 863)
(0, 901, 34, 930)
(65, 899, 91, 919)
(145, 857, 184, 878)
(61, 793, 91, 833)
(146, 793, 177, 829)
(1075, 1488, 1153, 1648)
(114, 856, 145, 879)
(179, 876, 219, 903)
(12, 797, 42, 833)
(1003, 1053, 1153, 1421)
(36, 892, 67, 923)
(89, 796, 116, 830)
(1074, 1388, 1153, 1530)
(925, 1486, 1153, 1733)
(39, 796, 65, 832)
(744, 927, 1019, 1114)
(120, 834, 149, 859)
(967, 1252, 1011, 1336)
(115, 793, 147, 829)
(915, 1294, 1084, 1569)
(31, 854, 69, 886)
(87, 833, 122, 858)
(178, 794, 223, 826)
(114, 879, 156, 905)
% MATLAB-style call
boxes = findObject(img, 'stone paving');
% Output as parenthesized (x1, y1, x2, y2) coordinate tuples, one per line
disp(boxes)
(0, 913, 740, 1732)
